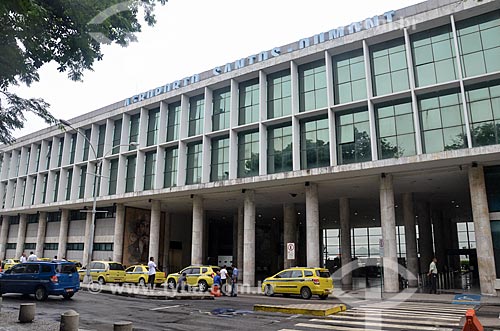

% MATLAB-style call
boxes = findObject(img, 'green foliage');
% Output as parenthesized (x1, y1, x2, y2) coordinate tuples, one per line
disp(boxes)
(0, 0, 166, 145)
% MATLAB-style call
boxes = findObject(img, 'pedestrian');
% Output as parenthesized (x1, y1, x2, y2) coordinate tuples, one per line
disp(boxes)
(220, 265, 228, 295)
(147, 257, 157, 290)
(19, 252, 27, 263)
(231, 264, 239, 297)
(177, 272, 187, 293)
(28, 251, 37, 262)
(428, 257, 438, 294)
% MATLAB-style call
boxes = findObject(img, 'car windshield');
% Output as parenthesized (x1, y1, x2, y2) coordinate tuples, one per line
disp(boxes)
(108, 263, 124, 271)
(316, 270, 331, 278)
(57, 264, 77, 274)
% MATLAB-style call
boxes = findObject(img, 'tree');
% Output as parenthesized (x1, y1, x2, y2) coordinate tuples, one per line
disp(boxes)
(0, 0, 167, 145)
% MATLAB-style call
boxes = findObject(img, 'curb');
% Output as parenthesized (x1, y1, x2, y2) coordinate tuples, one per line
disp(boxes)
(253, 304, 346, 316)
(81, 284, 214, 300)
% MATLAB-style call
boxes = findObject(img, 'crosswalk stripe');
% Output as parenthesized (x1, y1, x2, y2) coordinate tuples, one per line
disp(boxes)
(296, 322, 454, 331)
(353, 307, 466, 317)
(355, 306, 468, 316)
(320, 315, 460, 327)
(338, 310, 459, 321)
(360, 303, 472, 312)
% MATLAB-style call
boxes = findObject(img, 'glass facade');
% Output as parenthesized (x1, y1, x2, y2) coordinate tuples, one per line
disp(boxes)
(97, 124, 106, 158)
(212, 87, 231, 131)
(34, 145, 41, 172)
(299, 59, 327, 112)
(210, 137, 230, 181)
(411, 25, 457, 87)
(45, 142, 52, 170)
(125, 155, 136, 192)
(337, 109, 371, 164)
(144, 151, 156, 190)
(147, 108, 160, 146)
(69, 134, 77, 164)
(267, 125, 292, 174)
(300, 117, 330, 169)
(112, 119, 122, 154)
(52, 171, 59, 202)
(418, 90, 466, 153)
(189, 95, 204, 136)
(466, 83, 500, 147)
(186, 142, 202, 184)
(333, 49, 367, 104)
(129, 114, 140, 150)
(65, 169, 72, 200)
(239, 79, 260, 125)
(167, 102, 181, 142)
(457, 11, 500, 78)
(79, 165, 87, 199)
(57, 138, 64, 167)
(485, 165, 500, 213)
(376, 100, 416, 159)
(82, 129, 91, 161)
(268, 70, 291, 119)
(238, 131, 259, 178)
(108, 159, 119, 195)
(164, 148, 178, 188)
(371, 38, 409, 96)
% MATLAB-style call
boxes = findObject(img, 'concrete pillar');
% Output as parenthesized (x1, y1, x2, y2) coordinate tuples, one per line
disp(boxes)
(380, 174, 399, 293)
(82, 212, 92, 266)
(60, 310, 79, 331)
(35, 212, 47, 258)
(403, 193, 418, 287)
(15, 214, 27, 258)
(237, 206, 244, 280)
(18, 303, 35, 323)
(305, 183, 320, 267)
(113, 321, 133, 331)
(57, 209, 69, 260)
(243, 190, 255, 286)
(283, 203, 297, 269)
(416, 200, 433, 273)
(432, 209, 447, 271)
(191, 195, 204, 265)
(113, 204, 125, 263)
(149, 200, 161, 262)
(339, 197, 352, 290)
(162, 212, 170, 273)
(0, 216, 9, 260)
(468, 165, 497, 295)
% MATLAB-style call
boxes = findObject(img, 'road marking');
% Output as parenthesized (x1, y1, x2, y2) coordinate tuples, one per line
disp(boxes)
(150, 305, 181, 311)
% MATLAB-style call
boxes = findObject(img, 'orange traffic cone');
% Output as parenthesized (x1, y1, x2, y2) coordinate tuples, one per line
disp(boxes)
(462, 309, 483, 331)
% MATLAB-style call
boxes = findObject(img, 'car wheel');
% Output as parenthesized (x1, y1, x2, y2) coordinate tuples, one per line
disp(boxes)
(62, 292, 74, 300)
(198, 280, 208, 292)
(98, 277, 106, 285)
(319, 294, 328, 300)
(35, 286, 48, 301)
(138, 278, 146, 286)
(264, 284, 274, 297)
(167, 279, 176, 289)
(300, 287, 312, 300)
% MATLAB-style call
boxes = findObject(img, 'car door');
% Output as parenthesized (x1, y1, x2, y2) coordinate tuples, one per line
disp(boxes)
(186, 267, 200, 286)
(289, 269, 304, 294)
(5, 264, 28, 294)
(24, 264, 41, 294)
(124, 266, 135, 283)
(273, 270, 292, 294)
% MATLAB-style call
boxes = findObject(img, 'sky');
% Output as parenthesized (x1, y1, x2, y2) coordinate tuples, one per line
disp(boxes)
(12, 0, 424, 138)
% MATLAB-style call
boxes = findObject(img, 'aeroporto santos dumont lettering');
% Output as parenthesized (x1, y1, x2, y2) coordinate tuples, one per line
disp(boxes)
(124, 10, 396, 107)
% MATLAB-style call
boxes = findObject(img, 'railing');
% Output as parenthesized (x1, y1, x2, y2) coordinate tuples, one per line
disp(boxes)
(418, 271, 473, 290)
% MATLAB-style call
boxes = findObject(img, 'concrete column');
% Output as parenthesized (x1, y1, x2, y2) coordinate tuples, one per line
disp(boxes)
(380, 174, 399, 293)
(237, 206, 244, 280)
(432, 209, 447, 271)
(403, 193, 418, 287)
(35, 212, 47, 258)
(0, 216, 9, 260)
(283, 203, 297, 269)
(416, 200, 433, 273)
(113, 204, 125, 263)
(191, 195, 204, 265)
(57, 209, 69, 260)
(149, 200, 161, 262)
(15, 214, 28, 258)
(82, 212, 92, 266)
(339, 197, 352, 290)
(468, 165, 497, 295)
(162, 212, 171, 273)
(243, 190, 255, 286)
(305, 183, 320, 267)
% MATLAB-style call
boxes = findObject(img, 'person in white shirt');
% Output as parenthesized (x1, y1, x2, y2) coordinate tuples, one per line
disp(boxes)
(19, 252, 27, 263)
(220, 265, 228, 295)
(147, 257, 157, 290)
(28, 251, 37, 262)
(428, 257, 438, 294)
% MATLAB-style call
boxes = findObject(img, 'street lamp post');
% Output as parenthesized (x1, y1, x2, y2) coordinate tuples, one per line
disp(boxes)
(59, 119, 137, 284)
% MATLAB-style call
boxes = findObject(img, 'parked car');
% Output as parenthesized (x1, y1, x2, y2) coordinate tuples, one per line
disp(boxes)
(261, 267, 333, 299)
(78, 261, 125, 284)
(166, 265, 220, 292)
(124, 265, 166, 286)
(0, 261, 80, 301)
(1, 258, 20, 271)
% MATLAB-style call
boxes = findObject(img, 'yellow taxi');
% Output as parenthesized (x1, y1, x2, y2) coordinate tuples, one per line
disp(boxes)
(1, 258, 20, 271)
(68, 260, 82, 271)
(166, 265, 220, 292)
(78, 261, 125, 284)
(261, 267, 333, 299)
(124, 265, 166, 286)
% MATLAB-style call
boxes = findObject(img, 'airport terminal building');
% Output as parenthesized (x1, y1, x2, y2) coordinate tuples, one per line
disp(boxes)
(0, 0, 499, 294)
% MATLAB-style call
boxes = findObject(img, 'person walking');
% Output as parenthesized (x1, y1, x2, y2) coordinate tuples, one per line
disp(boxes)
(177, 272, 187, 293)
(231, 264, 239, 297)
(19, 252, 27, 263)
(28, 251, 37, 261)
(220, 265, 228, 295)
(147, 257, 157, 290)
(428, 257, 438, 294)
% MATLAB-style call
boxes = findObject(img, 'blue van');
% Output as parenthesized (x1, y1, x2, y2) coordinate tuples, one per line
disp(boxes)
(0, 261, 80, 301)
